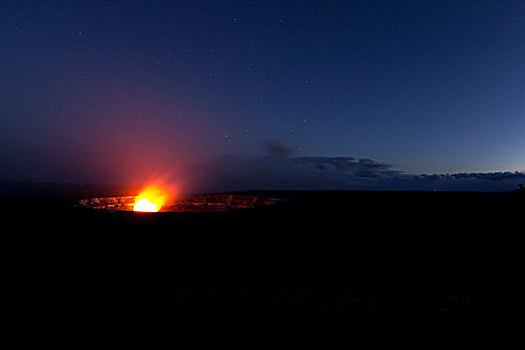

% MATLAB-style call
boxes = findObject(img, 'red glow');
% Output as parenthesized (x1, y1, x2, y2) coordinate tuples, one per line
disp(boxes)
(133, 173, 180, 212)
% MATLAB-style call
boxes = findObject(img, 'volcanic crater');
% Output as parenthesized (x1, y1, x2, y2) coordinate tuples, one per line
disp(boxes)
(78, 194, 276, 212)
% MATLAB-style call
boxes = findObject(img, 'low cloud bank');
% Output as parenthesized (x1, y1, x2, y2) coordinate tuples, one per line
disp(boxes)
(186, 155, 524, 193)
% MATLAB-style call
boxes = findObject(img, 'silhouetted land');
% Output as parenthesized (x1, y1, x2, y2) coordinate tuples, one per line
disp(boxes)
(3, 182, 522, 335)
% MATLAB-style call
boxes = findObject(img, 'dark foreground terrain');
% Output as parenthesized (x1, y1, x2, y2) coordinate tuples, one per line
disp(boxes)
(3, 182, 522, 336)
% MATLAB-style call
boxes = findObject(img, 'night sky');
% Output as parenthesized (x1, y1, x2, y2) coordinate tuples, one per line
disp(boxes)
(1, 1, 524, 190)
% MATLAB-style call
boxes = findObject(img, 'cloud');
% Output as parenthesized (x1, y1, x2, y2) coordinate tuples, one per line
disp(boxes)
(185, 154, 525, 193)
(292, 157, 400, 178)
(263, 140, 295, 158)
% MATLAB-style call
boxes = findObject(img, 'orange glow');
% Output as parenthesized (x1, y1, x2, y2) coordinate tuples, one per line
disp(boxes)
(133, 185, 172, 212)
(133, 198, 159, 212)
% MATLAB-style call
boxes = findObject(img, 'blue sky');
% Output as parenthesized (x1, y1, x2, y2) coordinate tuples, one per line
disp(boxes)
(0, 1, 523, 187)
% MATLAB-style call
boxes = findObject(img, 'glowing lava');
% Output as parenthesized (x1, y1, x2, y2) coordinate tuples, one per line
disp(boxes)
(133, 186, 171, 212)
(133, 198, 159, 212)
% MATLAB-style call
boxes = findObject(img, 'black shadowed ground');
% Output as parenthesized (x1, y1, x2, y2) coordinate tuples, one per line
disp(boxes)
(3, 182, 521, 334)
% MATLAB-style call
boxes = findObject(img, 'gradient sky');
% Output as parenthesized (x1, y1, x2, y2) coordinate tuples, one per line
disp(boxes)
(1, 0, 524, 185)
